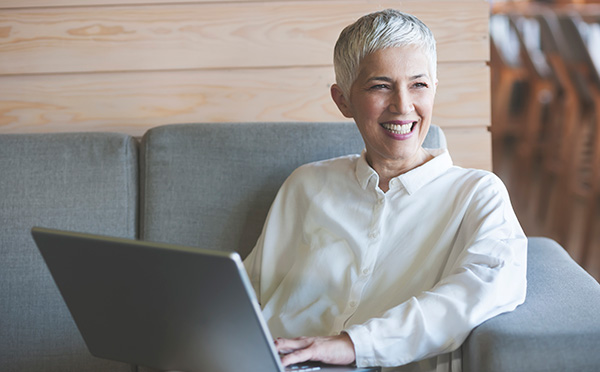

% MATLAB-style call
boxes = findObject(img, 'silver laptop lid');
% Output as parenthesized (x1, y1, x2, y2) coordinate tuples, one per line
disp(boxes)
(31, 227, 284, 372)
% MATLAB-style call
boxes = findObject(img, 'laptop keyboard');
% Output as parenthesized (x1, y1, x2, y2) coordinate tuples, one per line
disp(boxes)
(286, 364, 321, 371)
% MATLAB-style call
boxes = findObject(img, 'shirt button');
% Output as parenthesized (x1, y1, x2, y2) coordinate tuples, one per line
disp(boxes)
(369, 231, 379, 239)
(349, 301, 357, 308)
(362, 268, 370, 276)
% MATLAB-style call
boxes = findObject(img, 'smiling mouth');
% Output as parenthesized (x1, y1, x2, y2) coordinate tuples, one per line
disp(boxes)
(381, 121, 417, 135)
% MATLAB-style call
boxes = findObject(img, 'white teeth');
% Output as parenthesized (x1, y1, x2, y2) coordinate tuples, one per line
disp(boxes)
(382, 122, 414, 134)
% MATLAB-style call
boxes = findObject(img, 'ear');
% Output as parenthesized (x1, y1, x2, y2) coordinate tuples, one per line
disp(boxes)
(330, 84, 353, 118)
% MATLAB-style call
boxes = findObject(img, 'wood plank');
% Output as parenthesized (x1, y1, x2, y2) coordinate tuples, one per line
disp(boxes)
(0, 1, 489, 75)
(0, 0, 261, 7)
(0, 0, 487, 9)
(435, 62, 491, 127)
(0, 62, 490, 136)
(445, 126, 492, 171)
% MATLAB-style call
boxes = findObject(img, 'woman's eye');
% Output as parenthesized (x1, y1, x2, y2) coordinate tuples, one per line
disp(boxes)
(369, 84, 389, 90)
(413, 82, 428, 88)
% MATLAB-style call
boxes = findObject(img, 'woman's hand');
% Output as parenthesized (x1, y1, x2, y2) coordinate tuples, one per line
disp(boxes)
(275, 333, 356, 367)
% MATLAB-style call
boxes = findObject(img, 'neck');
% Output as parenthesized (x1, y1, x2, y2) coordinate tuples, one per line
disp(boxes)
(367, 148, 433, 192)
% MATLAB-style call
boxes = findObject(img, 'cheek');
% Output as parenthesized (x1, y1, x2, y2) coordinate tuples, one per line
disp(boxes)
(416, 96, 435, 118)
(353, 97, 386, 119)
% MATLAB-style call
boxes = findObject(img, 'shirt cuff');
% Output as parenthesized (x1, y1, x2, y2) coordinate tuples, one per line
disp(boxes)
(344, 324, 378, 367)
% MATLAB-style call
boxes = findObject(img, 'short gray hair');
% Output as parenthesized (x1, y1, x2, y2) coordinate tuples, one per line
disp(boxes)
(333, 9, 437, 97)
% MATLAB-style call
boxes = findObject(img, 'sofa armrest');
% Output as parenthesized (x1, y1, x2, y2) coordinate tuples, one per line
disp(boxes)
(462, 237, 600, 372)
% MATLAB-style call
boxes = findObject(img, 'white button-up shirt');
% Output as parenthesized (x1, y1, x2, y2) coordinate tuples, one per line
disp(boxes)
(244, 149, 527, 371)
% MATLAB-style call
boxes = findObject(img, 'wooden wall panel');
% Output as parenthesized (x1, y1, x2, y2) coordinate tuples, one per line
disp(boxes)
(0, 0, 486, 9)
(0, 63, 489, 135)
(435, 62, 491, 127)
(445, 127, 492, 171)
(0, 0, 492, 170)
(0, 0, 278, 7)
(0, 1, 489, 75)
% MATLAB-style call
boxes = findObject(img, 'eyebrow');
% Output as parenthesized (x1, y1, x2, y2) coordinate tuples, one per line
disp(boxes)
(367, 76, 393, 83)
(367, 74, 429, 82)
(409, 74, 428, 80)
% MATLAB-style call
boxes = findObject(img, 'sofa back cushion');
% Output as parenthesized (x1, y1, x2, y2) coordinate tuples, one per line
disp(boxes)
(0, 133, 138, 372)
(140, 122, 445, 258)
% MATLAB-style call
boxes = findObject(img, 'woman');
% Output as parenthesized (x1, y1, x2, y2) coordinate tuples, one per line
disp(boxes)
(244, 9, 527, 372)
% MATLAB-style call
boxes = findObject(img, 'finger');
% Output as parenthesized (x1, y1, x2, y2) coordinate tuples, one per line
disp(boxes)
(280, 347, 315, 367)
(280, 335, 356, 366)
(274, 337, 313, 354)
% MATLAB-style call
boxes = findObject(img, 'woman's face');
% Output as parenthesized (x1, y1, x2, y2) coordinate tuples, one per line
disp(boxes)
(332, 45, 437, 173)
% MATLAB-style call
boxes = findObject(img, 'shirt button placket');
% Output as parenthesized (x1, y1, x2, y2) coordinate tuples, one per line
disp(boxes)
(345, 284, 363, 313)
(342, 194, 383, 325)
(369, 195, 384, 241)
(366, 195, 384, 276)
(337, 191, 384, 332)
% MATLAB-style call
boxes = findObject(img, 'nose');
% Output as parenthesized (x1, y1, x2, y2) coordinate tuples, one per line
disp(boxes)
(389, 88, 414, 114)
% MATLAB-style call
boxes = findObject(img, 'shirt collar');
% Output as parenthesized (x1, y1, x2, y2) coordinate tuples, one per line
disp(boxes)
(355, 148, 453, 194)
(355, 150, 379, 190)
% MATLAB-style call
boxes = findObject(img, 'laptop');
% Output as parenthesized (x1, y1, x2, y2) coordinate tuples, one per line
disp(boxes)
(31, 227, 380, 372)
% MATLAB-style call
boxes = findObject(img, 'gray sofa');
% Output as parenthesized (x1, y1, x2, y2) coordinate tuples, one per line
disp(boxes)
(1, 122, 599, 372)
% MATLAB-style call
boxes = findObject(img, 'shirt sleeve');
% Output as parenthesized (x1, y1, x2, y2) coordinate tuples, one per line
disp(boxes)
(243, 166, 311, 305)
(345, 173, 528, 368)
